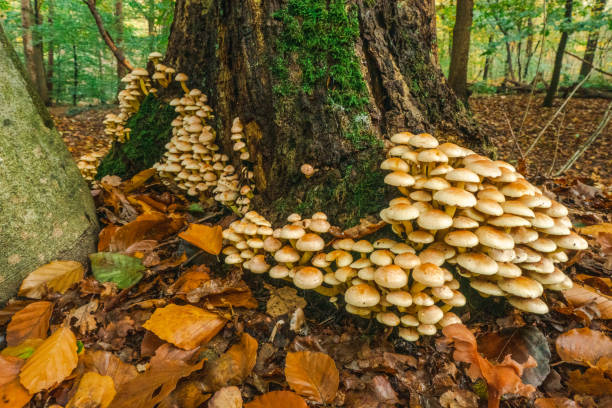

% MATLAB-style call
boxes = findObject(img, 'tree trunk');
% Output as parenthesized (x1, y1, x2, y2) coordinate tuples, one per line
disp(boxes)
(523, 18, 533, 79)
(32, 0, 49, 104)
(46, 0, 54, 100)
(0, 24, 98, 304)
(20, 0, 38, 92)
(578, 0, 606, 79)
(543, 0, 573, 107)
(504, 42, 516, 81)
(72, 43, 78, 105)
(111, 0, 483, 225)
(483, 35, 493, 81)
(448, 0, 474, 103)
(115, 0, 127, 84)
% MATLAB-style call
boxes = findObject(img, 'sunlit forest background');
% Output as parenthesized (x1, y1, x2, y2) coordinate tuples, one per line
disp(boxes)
(1, 0, 609, 106)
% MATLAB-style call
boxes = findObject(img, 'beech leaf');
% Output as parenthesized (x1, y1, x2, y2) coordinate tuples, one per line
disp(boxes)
(555, 327, 612, 366)
(567, 367, 612, 396)
(563, 277, 612, 320)
(0, 355, 31, 407)
(534, 397, 580, 408)
(245, 391, 308, 408)
(284, 351, 339, 404)
(18, 260, 84, 299)
(90, 252, 145, 289)
(106, 211, 184, 252)
(1, 338, 44, 359)
(143, 304, 226, 350)
(19, 327, 78, 394)
(201, 333, 258, 391)
(66, 372, 116, 408)
(79, 350, 138, 388)
(178, 223, 223, 255)
(6, 301, 53, 347)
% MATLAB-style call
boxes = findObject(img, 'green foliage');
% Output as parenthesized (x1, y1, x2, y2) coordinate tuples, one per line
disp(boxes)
(89, 252, 145, 289)
(97, 95, 175, 179)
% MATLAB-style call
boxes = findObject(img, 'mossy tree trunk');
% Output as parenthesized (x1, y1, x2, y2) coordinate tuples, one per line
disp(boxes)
(119, 0, 484, 225)
(0, 24, 98, 303)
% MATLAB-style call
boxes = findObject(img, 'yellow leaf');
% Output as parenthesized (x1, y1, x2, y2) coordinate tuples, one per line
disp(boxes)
(284, 351, 339, 404)
(143, 304, 226, 350)
(123, 168, 157, 193)
(19, 327, 78, 394)
(563, 281, 612, 320)
(66, 372, 116, 408)
(179, 224, 223, 255)
(201, 333, 258, 391)
(6, 301, 53, 346)
(19, 261, 84, 299)
(578, 223, 612, 236)
(1, 338, 44, 359)
(0, 379, 31, 408)
(245, 391, 308, 408)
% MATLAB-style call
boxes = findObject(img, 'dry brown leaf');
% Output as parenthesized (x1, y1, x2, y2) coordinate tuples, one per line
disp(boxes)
(123, 168, 157, 193)
(0, 300, 34, 326)
(19, 327, 78, 394)
(555, 327, 612, 366)
(166, 266, 211, 296)
(206, 290, 259, 309)
(567, 367, 612, 396)
(79, 350, 138, 388)
(245, 391, 308, 408)
(67, 300, 99, 335)
(110, 344, 205, 408)
(534, 398, 580, 408)
(6, 301, 53, 346)
(98, 225, 120, 252)
(442, 323, 536, 408)
(201, 333, 258, 391)
(18, 261, 84, 299)
(0, 378, 31, 408)
(285, 351, 339, 404)
(143, 304, 226, 350)
(265, 284, 307, 318)
(157, 380, 211, 408)
(108, 212, 184, 252)
(66, 372, 116, 408)
(329, 218, 386, 239)
(563, 276, 612, 320)
(178, 223, 223, 255)
(208, 386, 242, 408)
(0, 355, 24, 386)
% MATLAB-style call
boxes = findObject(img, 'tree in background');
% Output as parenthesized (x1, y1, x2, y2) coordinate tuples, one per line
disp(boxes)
(579, 0, 607, 78)
(448, 0, 474, 102)
(20, 0, 48, 104)
(543, 0, 574, 106)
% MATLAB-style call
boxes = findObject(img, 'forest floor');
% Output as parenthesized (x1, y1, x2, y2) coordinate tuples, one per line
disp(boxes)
(2, 96, 610, 408)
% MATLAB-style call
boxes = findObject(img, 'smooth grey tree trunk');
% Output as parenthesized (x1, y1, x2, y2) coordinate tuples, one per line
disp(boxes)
(0, 24, 98, 303)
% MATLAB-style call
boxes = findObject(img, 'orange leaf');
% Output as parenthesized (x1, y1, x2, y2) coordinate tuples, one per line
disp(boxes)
(442, 323, 536, 408)
(109, 212, 185, 252)
(563, 279, 612, 320)
(0, 300, 34, 326)
(534, 398, 579, 408)
(66, 372, 116, 408)
(143, 304, 226, 350)
(0, 379, 31, 408)
(0, 355, 24, 386)
(179, 224, 223, 255)
(201, 333, 258, 391)
(6, 301, 53, 346)
(578, 223, 612, 235)
(1, 338, 44, 359)
(567, 367, 612, 396)
(555, 327, 612, 366)
(98, 225, 120, 252)
(123, 168, 157, 193)
(284, 351, 339, 404)
(19, 327, 78, 394)
(19, 261, 84, 299)
(167, 266, 211, 296)
(245, 391, 308, 408)
(110, 344, 205, 408)
(79, 350, 138, 388)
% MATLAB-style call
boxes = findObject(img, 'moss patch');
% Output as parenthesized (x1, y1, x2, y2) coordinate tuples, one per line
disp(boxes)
(97, 95, 176, 179)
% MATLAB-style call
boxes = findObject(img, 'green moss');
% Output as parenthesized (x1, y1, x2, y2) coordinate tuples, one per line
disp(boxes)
(272, 0, 373, 148)
(97, 95, 176, 179)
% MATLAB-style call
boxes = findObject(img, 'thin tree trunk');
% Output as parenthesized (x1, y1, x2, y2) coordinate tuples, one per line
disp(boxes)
(32, 0, 48, 104)
(579, 0, 606, 78)
(504, 42, 516, 81)
(523, 18, 534, 79)
(517, 38, 523, 81)
(543, 0, 573, 107)
(20, 0, 38, 91)
(46, 0, 54, 100)
(483, 35, 493, 81)
(72, 43, 78, 105)
(147, 0, 155, 52)
(448, 0, 474, 102)
(115, 0, 127, 83)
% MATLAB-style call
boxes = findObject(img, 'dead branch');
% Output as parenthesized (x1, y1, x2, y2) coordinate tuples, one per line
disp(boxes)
(564, 50, 612, 78)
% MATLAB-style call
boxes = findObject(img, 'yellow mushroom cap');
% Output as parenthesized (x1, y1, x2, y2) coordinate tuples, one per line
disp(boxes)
(398, 327, 420, 341)
(412, 263, 445, 287)
(508, 297, 549, 314)
(386, 290, 413, 307)
(376, 312, 401, 326)
(444, 230, 479, 248)
(418, 305, 444, 324)
(374, 265, 408, 289)
(293, 267, 324, 289)
(434, 187, 477, 208)
(498, 277, 543, 299)
(296, 233, 325, 252)
(417, 209, 453, 230)
(475, 226, 514, 250)
(456, 252, 498, 275)
(345, 283, 380, 307)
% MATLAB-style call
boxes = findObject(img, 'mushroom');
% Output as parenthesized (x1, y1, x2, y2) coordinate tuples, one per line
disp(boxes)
(175, 73, 190, 94)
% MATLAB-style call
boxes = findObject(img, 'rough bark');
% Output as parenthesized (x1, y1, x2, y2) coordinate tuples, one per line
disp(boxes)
(483, 35, 493, 81)
(543, 0, 573, 107)
(46, 0, 54, 98)
(0, 24, 98, 304)
(32, 0, 48, 104)
(116, 0, 483, 225)
(578, 0, 606, 79)
(448, 0, 474, 102)
(115, 0, 127, 82)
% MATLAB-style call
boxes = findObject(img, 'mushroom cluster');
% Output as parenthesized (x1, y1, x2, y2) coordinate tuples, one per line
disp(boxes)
(219, 132, 588, 342)
(76, 151, 105, 181)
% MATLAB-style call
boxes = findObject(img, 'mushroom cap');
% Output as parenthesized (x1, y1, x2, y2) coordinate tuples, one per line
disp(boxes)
(456, 252, 498, 275)
(131, 67, 148, 76)
(520, 194, 552, 209)
(410, 133, 439, 149)
(430, 164, 454, 176)
(497, 262, 522, 278)
(445, 290, 467, 307)
(296, 233, 325, 252)
(374, 265, 408, 289)
(555, 232, 588, 250)
(386, 290, 413, 307)
(381, 157, 409, 172)
(438, 142, 466, 158)
(418, 248, 445, 266)
(327, 250, 353, 267)
(417, 324, 437, 336)
(438, 312, 462, 327)
(390, 242, 415, 255)
(350, 258, 372, 269)
(311, 253, 331, 268)
(475, 226, 514, 250)
(511, 227, 539, 244)
(400, 314, 419, 327)
(412, 263, 445, 287)
(434, 187, 476, 208)
(445, 168, 480, 183)
(279, 224, 306, 240)
(444, 230, 479, 248)
(248, 255, 270, 274)
(345, 283, 380, 307)
(387, 203, 419, 221)
(384, 171, 415, 187)
(352, 240, 374, 253)
(394, 252, 421, 269)
(175, 73, 189, 81)
(418, 305, 444, 324)
(413, 292, 435, 306)
(389, 145, 412, 157)
(423, 177, 451, 190)
(334, 266, 356, 283)
(263, 237, 283, 253)
(502, 201, 535, 218)
(370, 250, 394, 266)
(398, 328, 419, 341)
(498, 277, 543, 299)
(418, 149, 448, 163)
(274, 246, 300, 263)
(531, 212, 555, 229)
(417, 209, 453, 230)
(293, 267, 324, 289)
(410, 190, 432, 202)
(475, 199, 504, 216)
(545, 201, 569, 218)
(508, 297, 549, 314)
(545, 276, 573, 291)
(357, 267, 375, 281)
(522, 256, 555, 274)
(376, 312, 400, 327)
(470, 279, 505, 296)
(466, 160, 501, 178)
(373, 238, 397, 249)
(478, 188, 506, 202)
(502, 181, 536, 198)
(334, 238, 356, 251)
(488, 214, 531, 228)
(528, 268, 567, 285)
(527, 237, 557, 253)
(390, 131, 414, 144)
(453, 216, 480, 229)
(431, 285, 454, 300)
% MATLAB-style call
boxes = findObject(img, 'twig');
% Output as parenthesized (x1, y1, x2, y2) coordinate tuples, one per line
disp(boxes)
(524, 70, 592, 156)
(547, 111, 565, 176)
(564, 50, 612, 78)
(502, 111, 525, 160)
(554, 100, 612, 176)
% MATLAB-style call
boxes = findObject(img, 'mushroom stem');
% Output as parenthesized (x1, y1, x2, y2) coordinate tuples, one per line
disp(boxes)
(299, 251, 314, 265)
(180, 80, 190, 94)
(456, 181, 465, 190)
(314, 286, 341, 297)
(444, 205, 457, 218)
(138, 78, 149, 96)
(398, 186, 411, 197)
(440, 304, 453, 312)
(410, 282, 427, 294)
(402, 221, 413, 234)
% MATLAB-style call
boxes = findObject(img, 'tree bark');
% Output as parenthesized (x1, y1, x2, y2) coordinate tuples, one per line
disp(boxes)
(32, 0, 49, 104)
(115, 0, 127, 82)
(72, 43, 78, 105)
(543, 0, 573, 107)
(46, 0, 54, 99)
(121, 0, 483, 224)
(20, 0, 38, 94)
(523, 18, 534, 79)
(448, 0, 474, 102)
(0, 24, 98, 304)
(579, 0, 606, 79)
(483, 35, 493, 81)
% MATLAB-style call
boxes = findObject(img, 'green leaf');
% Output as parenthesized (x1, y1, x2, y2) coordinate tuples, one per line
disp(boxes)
(89, 252, 145, 289)
(188, 203, 204, 213)
(76, 340, 84, 354)
(17, 347, 36, 360)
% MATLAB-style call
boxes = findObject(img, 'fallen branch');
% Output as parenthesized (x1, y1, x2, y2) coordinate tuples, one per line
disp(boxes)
(564, 50, 612, 78)
(554, 101, 612, 176)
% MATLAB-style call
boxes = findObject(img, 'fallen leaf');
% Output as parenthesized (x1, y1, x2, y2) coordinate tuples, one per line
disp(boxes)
(167, 266, 211, 296)
(79, 350, 138, 388)
(285, 351, 339, 404)
(0, 300, 34, 325)
(67, 300, 99, 335)
(442, 323, 536, 408)
(555, 328, 612, 366)
(90, 252, 145, 289)
(18, 261, 84, 299)
(534, 397, 580, 408)
(579, 223, 612, 235)
(207, 290, 259, 309)
(245, 391, 308, 408)
(208, 386, 242, 408)
(563, 281, 612, 320)
(265, 284, 307, 318)
(19, 327, 78, 394)
(371, 375, 399, 404)
(329, 218, 386, 239)
(157, 380, 211, 408)
(123, 168, 157, 193)
(0, 378, 31, 408)
(66, 372, 116, 408)
(98, 225, 120, 252)
(201, 333, 258, 391)
(439, 389, 480, 408)
(108, 212, 184, 252)
(6, 301, 53, 346)
(110, 344, 205, 408)
(179, 224, 223, 255)
(0, 355, 24, 385)
(0, 338, 44, 359)
(143, 304, 226, 350)
(567, 367, 612, 396)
